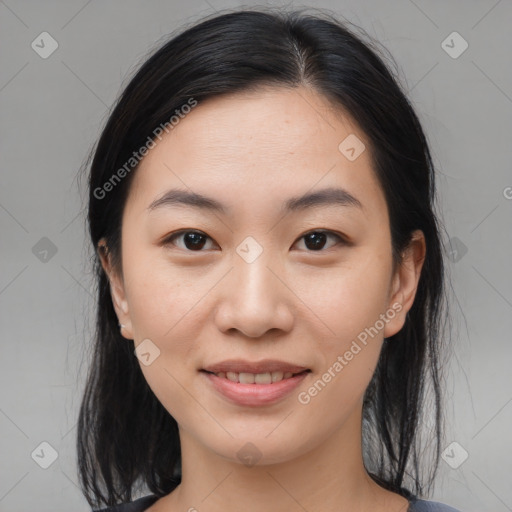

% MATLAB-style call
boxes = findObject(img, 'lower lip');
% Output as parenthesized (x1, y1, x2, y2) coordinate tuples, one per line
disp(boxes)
(201, 371, 309, 406)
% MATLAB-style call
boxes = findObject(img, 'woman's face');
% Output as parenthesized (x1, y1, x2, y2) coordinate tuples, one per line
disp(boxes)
(100, 85, 424, 465)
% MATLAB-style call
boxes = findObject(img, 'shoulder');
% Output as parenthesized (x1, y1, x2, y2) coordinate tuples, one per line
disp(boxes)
(92, 494, 159, 512)
(409, 497, 463, 512)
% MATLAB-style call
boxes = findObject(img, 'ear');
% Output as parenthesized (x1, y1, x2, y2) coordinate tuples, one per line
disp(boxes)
(383, 230, 426, 338)
(97, 238, 134, 340)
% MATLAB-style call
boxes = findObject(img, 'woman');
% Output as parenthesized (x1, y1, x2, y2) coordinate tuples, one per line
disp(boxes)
(77, 7, 461, 512)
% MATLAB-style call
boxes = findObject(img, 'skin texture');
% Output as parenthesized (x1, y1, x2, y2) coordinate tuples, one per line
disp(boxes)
(99, 85, 426, 512)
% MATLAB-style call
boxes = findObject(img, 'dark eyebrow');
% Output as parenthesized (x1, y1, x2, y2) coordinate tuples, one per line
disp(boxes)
(146, 187, 363, 214)
(283, 187, 363, 213)
(147, 189, 227, 214)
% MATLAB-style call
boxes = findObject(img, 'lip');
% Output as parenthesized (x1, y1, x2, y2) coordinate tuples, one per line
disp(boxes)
(201, 370, 310, 406)
(202, 359, 309, 374)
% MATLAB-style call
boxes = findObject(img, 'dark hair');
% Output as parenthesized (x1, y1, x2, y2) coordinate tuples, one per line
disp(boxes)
(77, 6, 451, 508)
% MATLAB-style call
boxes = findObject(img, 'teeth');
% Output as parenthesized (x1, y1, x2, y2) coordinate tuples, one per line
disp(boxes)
(214, 371, 301, 383)
(271, 371, 284, 382)
(239, 372, 255, 384)
(254, 372, 272, 384)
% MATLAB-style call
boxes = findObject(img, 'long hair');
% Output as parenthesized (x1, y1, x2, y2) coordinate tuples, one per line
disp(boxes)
(77, 6, 451, 508)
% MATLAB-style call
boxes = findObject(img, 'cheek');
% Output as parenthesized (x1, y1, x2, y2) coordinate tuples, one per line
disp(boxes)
(123, 254, 209, 423)
(296, 259, 390, 419)
(295, 251, 392, 345)
(122, 247, 210, 339)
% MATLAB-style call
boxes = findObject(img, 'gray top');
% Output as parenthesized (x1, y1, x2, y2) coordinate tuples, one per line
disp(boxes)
(409, 497, 462, 511)
(93, 494, 463, 511)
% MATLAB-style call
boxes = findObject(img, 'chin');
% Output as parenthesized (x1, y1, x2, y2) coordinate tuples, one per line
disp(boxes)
(201, 429, 315, 468)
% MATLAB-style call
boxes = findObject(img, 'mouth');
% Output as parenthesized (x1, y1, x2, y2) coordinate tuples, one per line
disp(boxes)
(201, 369, 310, 384)
(200, 360, 311, 406)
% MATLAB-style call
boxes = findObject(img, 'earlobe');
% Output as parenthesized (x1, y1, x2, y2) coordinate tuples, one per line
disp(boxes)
(383, 230, 426, 338)
(97, 238, 134, 339)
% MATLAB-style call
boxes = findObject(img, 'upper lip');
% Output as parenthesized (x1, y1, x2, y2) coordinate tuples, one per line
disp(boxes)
(202, 359, 309, 374)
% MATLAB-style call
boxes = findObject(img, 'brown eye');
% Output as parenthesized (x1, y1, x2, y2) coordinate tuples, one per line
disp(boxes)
(295, 230, 345, 251)
(163, 230, 215, 251)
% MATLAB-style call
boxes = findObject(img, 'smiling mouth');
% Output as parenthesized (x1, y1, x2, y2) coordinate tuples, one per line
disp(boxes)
(202, 369, 310, 384)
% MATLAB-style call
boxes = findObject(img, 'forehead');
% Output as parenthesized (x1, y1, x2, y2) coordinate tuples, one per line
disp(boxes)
(126, 86, 386, 219)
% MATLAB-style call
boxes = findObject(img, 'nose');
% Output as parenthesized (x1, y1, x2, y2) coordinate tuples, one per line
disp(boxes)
(214, 249, 294, 339)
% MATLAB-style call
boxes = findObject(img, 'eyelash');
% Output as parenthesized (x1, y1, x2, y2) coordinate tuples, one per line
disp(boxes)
(161, 229, 347, 253)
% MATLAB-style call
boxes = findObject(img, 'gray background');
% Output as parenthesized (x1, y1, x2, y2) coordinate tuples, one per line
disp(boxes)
(1, 0, 511, 511)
